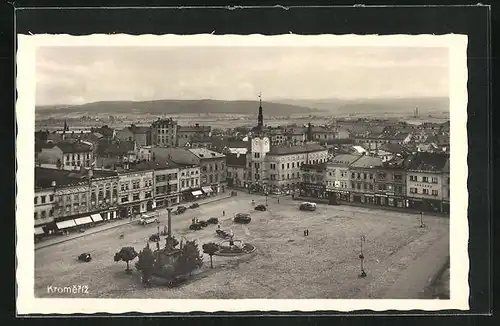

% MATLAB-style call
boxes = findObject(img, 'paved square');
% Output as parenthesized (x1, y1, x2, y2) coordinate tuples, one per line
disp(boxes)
(35, 192, 449, 299)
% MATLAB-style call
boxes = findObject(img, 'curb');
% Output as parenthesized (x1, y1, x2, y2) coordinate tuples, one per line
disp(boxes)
(35, 194, 233, 250)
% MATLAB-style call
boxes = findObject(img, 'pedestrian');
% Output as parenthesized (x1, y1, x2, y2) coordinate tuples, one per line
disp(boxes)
(306, 229, 309, 236)
(217, 224, 221, 229)
(292, 194, 295, 200)
(277, 197, 280, 204)
(303, 230, 307, 237)
(222, 210, 225, 217)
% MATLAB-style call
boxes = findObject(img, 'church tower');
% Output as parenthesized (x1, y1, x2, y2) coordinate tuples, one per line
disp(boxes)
(257, 93, 264, 129)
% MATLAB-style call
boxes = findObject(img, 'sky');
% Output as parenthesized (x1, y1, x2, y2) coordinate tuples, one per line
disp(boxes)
(36, 46, 449, 106)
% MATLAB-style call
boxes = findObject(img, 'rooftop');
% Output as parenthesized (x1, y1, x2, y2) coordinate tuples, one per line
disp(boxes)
(97, 140, 135, 156)
(300, 162, 327, 171)
(35, 167, 88, 189)
(131, 160, 180, 171)
(407, 152, 449, 172)
(177, 125, 211, 133)
(56, 141, 93, 153)
(225, 153, 247, 167)
(350, 155, 384, 169)
(188, 147, 225, 159)
(328, 154, 363, 167)
(268, 143, 326, 156)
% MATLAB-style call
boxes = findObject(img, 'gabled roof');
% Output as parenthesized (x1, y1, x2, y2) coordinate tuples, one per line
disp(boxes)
(268, 143, 326, 155)
(379, 143, 408, 154)
(56, 141, 92, 153)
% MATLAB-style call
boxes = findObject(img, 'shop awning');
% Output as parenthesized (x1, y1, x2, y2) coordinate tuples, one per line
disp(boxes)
(192, 190, 203, 196)
(34, 227, 44, 235)
(90, 214, 103, 222)
(56, 220, 77, 230)
(74, 216, 93, 225)
(202, 186, 213, 193)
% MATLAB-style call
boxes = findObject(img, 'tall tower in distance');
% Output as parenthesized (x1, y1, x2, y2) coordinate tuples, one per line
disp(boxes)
(414, 106, 419, 118)
(257, 92, 264, 129)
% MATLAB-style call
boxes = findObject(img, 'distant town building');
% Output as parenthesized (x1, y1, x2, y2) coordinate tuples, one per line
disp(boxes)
(116, 165, 154, 217)
(38, 140, 94, 169)
(176, 124, 211, 147)
(151, 118, 177, 147)
(133, 160, 180, 208)
(115, 124, 151, 147)
(300, 163, 328, 199)
(348, 155, 384, 205)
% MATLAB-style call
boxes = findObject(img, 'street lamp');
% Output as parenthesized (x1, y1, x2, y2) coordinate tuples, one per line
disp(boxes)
(265, 193, 268, 206)
(420, 211, 425, 228)
(359, 235, 367, 278)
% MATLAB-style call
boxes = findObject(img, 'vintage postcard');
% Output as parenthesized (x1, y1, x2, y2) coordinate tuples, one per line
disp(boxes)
(16, 34, 468, 314)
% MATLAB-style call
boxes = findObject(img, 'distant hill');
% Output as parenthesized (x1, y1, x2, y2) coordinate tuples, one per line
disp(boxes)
(273, 97, 449, 116)
(35, 99, 322, 116)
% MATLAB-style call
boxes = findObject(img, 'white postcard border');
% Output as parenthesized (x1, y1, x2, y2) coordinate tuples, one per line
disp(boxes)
(16, 34, 469, 314)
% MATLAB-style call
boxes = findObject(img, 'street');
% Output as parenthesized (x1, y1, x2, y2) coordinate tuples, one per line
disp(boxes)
(35, 192, 449, 299)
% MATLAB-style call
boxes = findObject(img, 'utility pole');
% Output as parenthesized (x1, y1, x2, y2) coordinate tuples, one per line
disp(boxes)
(359, 235, 367, 278)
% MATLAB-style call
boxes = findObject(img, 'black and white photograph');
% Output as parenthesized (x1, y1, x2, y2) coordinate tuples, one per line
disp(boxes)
(16, 34, 469, 314)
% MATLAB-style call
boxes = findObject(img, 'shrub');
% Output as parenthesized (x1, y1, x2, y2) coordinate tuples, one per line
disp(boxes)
(114, 246, 138, 272)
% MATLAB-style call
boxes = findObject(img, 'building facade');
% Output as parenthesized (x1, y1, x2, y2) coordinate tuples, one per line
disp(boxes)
(373, 159, 408, 208)
(117, 168, 154, 217)
(348, 156, 383, 205)
(300, 163, 327, 198)
(34, 187, 56, 234)
(140, 161, 181, 208)
(151, 118, 177, 147)
(406, 152, 449, 212)
(177, 164, 201, 201)
(325, 154, 362, 201)
(38, 141, 93, 169)
(265, 143, 328, 193)
(225, 153, 247, 188)
(246, 137, 271, 192)
(88, 169, 119, 221)
(442, 159, 450, 214)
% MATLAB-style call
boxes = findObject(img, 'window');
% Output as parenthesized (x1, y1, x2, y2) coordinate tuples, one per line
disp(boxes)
(410, 187, 417, 194)
(34, 212, 38, 219)
(410, 175, 417, 182)
(431, 177, 438, 184)
(156, 186, 161, 194)
(133, 194, 140, 201)
(195, 179, 199, 186)
(422, 189, 429, 195)
(73, 194, 79, 200)
(282, 164, 285, 169)
(363, 173, 367, 180)
(254, 153, 260, 158)
(369, 184, 373, 190)
(145, 191, 152, 198)
(432, 190, 438, 196)
(363, 183, 367, 190)
(422, 176, 429, 183)
(209, 175, 213, 183)
(121, 196, 129, 203)
(394, 174, 402, 181)
(49, 209, 53, 217)
(181, 180, 185, 187)
(34, 197, 38, 205)
(287, 163, 290, 169)
(378, 172, 386, 179)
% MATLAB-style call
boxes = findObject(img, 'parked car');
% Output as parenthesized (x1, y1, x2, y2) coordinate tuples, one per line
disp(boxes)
(197, 220, 208, 227)
(176, 206, 187, 214)
(234, 213, 251, 224)
(77, 253, 92, 262)
(299, 202, 317, 211)
(139, 213, 160, 225)
(207, 217, 219, 225)
(189, 223, 202, 230)
(189, 203, 200, 209)
(254, 204, 267, 211)
(271, 189, 282, 195)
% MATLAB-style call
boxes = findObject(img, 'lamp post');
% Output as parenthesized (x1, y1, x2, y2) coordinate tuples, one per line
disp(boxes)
(359, 235, 367, 278)
(419, 211, 425, 228)
(265, 192, 268, 206)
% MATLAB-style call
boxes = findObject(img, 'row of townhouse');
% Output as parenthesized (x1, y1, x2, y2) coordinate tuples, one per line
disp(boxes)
(33, 157, 210, 236)
(298, 152, 450, 214)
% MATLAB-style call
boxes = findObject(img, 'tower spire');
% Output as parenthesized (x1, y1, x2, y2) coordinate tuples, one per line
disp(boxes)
(257, 92, 263, 129)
